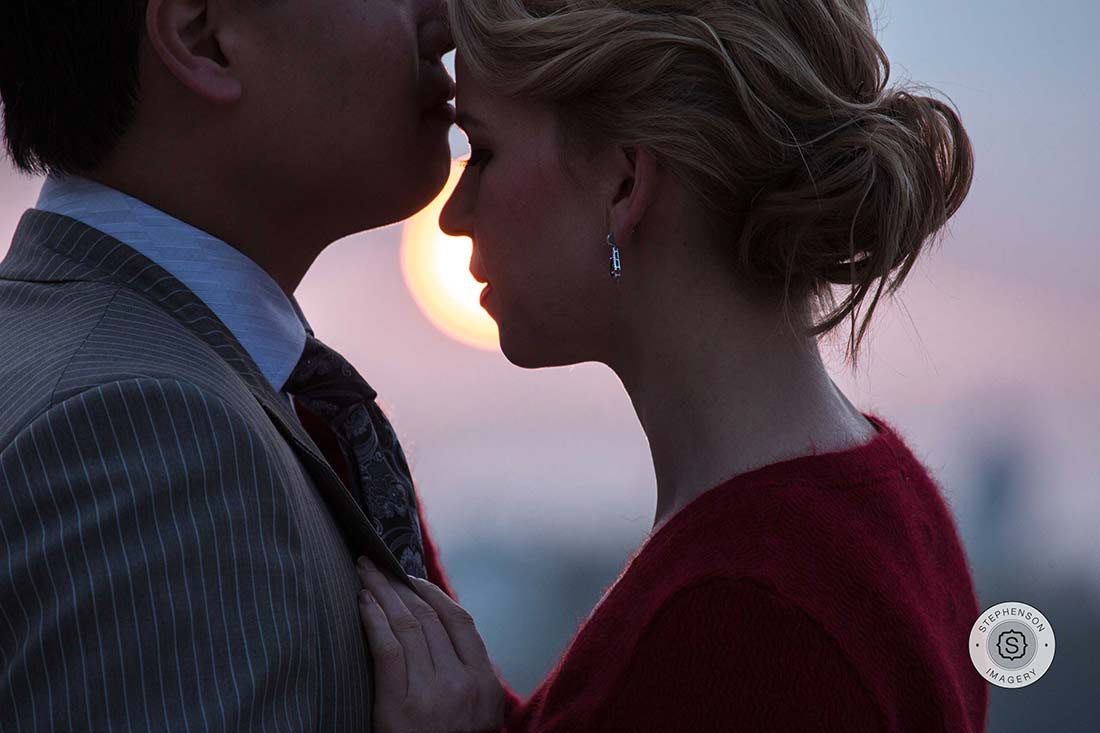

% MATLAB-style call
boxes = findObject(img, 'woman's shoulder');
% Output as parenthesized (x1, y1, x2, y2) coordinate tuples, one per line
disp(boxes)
(519, 414, 986, 731)
(601, 413, 985, 730)
(635, 413, 969, 586)
(624, 414, 983, 656)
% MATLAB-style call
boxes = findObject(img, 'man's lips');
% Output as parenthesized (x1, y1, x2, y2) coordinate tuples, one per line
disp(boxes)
(423, 101, 456, 123)
(420, 64, 456, 113)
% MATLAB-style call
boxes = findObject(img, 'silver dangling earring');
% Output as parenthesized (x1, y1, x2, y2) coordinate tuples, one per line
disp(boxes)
(607, 231, 622, 282)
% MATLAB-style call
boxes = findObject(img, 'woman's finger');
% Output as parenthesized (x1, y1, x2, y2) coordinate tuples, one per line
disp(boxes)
(357, 589, 406, 700)
(410, 576, 494, 673)
(390, 579, 467, 680)
(356, 557, 435, 690)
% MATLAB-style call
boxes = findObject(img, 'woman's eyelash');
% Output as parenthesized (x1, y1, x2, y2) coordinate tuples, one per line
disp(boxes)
(458, 149, 491, 169)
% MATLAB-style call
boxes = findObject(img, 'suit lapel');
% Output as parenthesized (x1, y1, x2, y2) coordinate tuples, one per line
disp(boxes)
(2, 208, 409, 580)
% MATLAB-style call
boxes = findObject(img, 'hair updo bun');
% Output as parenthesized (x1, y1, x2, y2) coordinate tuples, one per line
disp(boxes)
(448, 0, 975, 366)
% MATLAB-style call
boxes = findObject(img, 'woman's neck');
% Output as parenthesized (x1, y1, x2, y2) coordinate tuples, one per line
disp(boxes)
(610, 283, 876, 532)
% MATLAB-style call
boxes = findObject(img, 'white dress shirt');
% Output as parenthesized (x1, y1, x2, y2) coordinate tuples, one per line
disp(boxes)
(35, 173, 309, 410)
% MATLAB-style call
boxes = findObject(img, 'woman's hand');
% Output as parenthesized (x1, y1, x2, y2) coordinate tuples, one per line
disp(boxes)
(355, 555, 508, 733)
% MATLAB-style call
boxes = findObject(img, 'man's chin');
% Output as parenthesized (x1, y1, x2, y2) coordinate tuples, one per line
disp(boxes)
(355, 164, 450, 231)
(398, 150, 453, 217)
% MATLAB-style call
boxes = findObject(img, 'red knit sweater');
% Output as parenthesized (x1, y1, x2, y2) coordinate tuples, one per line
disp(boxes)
(474, 412, 989, 732)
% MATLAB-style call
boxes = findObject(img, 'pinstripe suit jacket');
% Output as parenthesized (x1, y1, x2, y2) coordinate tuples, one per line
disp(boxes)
(0, 208, 412, 731)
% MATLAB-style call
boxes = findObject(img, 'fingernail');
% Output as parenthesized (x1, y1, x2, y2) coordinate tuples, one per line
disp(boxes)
(359, 589, 373, 604)
(357, 556, 368, 570)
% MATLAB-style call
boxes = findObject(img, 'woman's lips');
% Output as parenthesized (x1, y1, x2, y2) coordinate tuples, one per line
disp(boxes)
(479, 283, 493, 307)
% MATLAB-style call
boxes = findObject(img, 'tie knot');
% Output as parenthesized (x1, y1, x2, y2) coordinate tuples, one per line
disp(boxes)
(285, 335, 378, 408)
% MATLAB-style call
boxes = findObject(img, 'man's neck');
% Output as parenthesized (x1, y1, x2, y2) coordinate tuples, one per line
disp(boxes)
(82, 165, 329, 298)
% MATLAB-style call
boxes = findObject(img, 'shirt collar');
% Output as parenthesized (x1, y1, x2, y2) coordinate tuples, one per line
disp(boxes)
(35, 172, 310, 394)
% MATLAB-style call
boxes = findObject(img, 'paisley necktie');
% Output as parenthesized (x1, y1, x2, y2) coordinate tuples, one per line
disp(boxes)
(285, 334, 427, 578)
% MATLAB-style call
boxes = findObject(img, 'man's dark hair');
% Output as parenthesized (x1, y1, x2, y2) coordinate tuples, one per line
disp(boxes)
(0, 2, 147, 176)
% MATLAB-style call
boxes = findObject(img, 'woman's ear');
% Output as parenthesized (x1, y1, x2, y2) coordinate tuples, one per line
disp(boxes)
(608, 145, 659, 249)
(145, 0, 242, 104)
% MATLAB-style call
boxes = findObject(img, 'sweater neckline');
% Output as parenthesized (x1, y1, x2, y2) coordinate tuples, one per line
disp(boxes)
(643, 411, 904, 550)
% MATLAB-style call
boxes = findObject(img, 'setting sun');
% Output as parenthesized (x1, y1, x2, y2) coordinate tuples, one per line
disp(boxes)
(400, 161, 499, 352)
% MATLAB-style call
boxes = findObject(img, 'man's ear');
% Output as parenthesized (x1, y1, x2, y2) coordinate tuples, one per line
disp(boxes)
(145, 0, 242, 104)
(608, 145, 658, 249)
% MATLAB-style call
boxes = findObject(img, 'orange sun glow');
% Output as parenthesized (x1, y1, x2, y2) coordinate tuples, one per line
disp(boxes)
(400, 160, 499, 351)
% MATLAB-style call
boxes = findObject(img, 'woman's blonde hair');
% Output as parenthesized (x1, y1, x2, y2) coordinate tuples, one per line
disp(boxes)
(447, 0, 974, 366)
